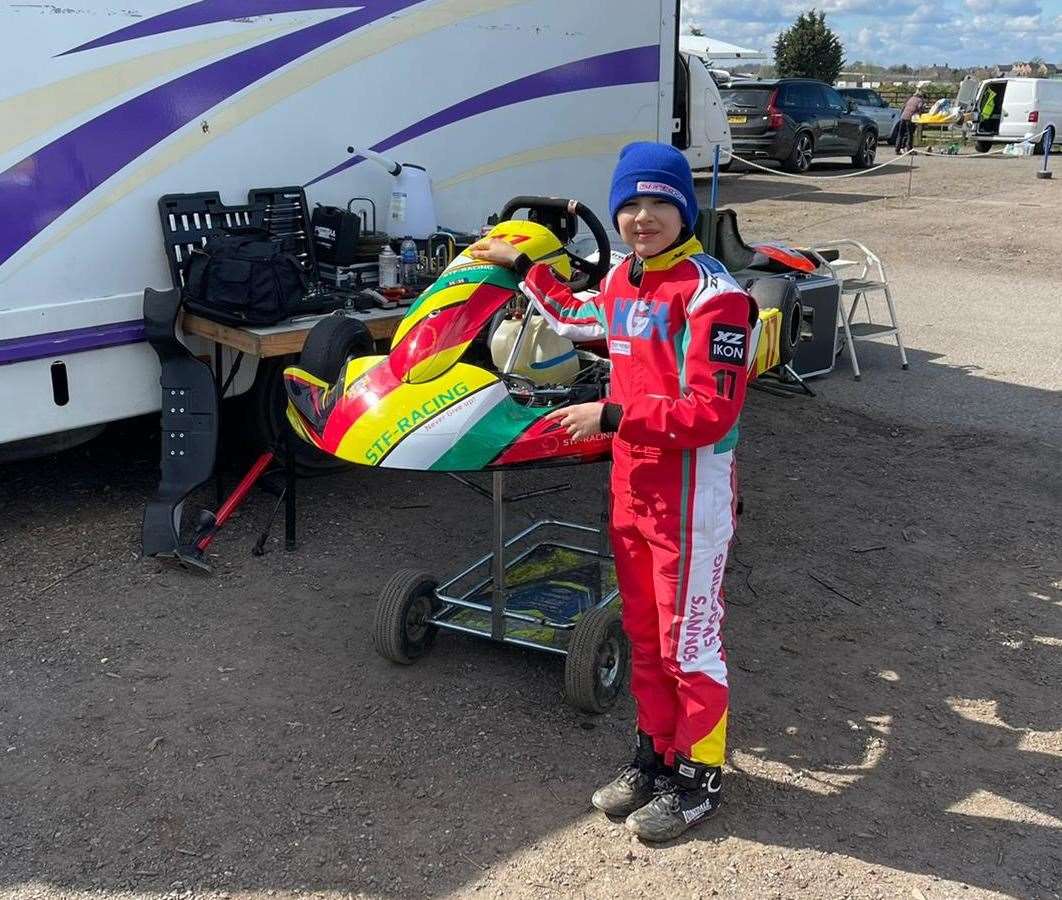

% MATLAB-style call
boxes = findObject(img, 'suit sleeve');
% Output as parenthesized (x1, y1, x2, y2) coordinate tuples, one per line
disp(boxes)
(520, 262, 609, 342)
(617, 288, 755, 450)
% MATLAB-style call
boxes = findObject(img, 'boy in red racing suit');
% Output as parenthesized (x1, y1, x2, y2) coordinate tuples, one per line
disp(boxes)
(471, 142, 759, 842)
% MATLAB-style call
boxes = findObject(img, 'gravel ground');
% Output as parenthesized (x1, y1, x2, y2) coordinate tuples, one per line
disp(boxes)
(1, 152, 1060, 900)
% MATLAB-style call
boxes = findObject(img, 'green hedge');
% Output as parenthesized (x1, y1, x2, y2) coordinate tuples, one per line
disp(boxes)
(875, 85, 957, 108)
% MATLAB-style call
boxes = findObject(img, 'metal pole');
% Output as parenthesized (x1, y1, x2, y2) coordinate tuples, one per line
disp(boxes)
(710, 143, 721, 210)
(284, 430, 296, 551)
(706, 143, 721, 254)
(1038, 124, 1055, 180)
(490, 469, 506, 641)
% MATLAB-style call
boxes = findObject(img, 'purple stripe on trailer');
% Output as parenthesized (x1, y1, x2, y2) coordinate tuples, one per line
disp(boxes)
(306, 44, 662, 187)
(62, 0, 369, 55)
(0, 0, 422, 269)
(0, 320, 147, 366)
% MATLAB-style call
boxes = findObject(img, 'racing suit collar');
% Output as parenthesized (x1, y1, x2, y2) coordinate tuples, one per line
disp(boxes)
(642, 234, 704, 272)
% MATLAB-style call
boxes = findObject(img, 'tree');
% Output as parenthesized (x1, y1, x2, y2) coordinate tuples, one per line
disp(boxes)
(774, 9, 845, 84)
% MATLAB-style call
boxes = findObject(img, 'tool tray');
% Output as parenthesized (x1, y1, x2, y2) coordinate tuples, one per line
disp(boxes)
(157, 191, 265, 290)
(158, 187, 348, 316)
(247, 185, 317, 277)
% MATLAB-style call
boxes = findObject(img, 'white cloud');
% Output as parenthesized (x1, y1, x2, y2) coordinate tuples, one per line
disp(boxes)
(963, 0, 1041, 14)
(680, 0, 1062, 67)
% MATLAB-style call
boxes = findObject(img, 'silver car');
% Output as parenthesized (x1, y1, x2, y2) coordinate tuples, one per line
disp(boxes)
(838, 88, 900, 144)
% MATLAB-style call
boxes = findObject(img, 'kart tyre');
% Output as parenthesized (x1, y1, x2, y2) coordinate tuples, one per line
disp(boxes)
(746, 276, 802, 367)
(564, 605, 629, 714)
(237, 356, 344, 474)
(374, 570, 441, 665)
(975, 140, 991, 154)
(238, 315, 375, 473)
(299, 313, 375, 384)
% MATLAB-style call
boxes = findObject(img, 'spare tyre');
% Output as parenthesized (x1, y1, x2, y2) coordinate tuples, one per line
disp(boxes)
(298, 313, 375, 383)
(746, 276, 802, 368)
(238, 314, 375, 473)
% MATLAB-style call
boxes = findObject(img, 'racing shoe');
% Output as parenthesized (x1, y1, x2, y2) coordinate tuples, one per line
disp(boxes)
(591, 731, 666, 817)
(625, 755, 722, 842)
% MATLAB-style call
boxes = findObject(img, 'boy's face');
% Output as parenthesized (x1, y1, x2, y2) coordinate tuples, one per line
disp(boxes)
(616, 197, 684, 259)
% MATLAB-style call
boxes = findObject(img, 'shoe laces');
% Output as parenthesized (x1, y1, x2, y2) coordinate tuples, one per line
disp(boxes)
(616, 762, 650, 786)
(651, 775, 682, 813)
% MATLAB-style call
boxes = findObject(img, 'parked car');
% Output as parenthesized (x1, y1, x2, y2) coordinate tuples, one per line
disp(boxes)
(972, 77, 1062, 154)
(721, 79, 879, 172)
(838, 87, 900, 144)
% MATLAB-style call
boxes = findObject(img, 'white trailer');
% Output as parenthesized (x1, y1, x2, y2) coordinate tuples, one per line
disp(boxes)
(0, 0, 730, 456)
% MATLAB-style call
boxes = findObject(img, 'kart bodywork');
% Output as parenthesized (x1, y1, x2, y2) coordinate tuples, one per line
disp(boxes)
(283, 214, 794, 472)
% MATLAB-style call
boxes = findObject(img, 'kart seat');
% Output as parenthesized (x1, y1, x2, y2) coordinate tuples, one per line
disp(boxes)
(698, 208, 756, 272)
(700, 208, 821, 275)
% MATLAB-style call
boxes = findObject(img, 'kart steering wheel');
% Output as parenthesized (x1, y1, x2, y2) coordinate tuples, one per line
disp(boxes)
(499, 196, 612, 293)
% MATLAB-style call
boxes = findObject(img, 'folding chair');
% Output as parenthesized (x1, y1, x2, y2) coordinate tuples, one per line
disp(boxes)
(812, 239, 909, 380)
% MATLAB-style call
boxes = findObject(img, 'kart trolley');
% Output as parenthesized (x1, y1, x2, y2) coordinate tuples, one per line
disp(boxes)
(361, 196, 631, 713)
(372, 468, 629, 713)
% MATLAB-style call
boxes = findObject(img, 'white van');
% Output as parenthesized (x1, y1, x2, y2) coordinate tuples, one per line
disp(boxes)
(0, 0, 730, 460)
(972, 78, 1062, 153)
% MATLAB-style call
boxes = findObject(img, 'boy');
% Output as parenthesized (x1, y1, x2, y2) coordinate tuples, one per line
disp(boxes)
(470, 142, 757, 841)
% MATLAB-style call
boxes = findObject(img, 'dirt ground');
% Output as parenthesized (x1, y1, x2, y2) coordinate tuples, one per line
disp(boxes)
(2, 154, 1060, 900)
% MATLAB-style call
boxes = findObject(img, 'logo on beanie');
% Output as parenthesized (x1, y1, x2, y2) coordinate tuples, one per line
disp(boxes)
(636, 181, 687, 206)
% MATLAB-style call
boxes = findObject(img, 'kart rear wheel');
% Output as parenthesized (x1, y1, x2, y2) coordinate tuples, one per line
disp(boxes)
(564, 605, 629, 714)
(374, 570, 441, 665)
(747, 277, 802, 367)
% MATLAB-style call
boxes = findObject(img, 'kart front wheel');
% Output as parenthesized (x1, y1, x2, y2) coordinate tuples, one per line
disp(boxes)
(374, 570, 441, 664)
(564, 606, 629, 714)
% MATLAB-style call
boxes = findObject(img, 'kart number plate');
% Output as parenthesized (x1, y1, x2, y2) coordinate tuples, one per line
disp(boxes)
(727, 115, 747, 125)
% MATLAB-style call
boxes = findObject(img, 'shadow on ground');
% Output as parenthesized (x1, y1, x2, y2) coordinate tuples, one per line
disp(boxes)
(1, 350, 1059, 897)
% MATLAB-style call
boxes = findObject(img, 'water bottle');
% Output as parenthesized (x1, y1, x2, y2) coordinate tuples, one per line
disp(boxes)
(399, 236, 418, 286)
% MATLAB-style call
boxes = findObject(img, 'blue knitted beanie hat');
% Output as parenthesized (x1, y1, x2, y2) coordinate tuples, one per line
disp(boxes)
(608, 141, 699, 232)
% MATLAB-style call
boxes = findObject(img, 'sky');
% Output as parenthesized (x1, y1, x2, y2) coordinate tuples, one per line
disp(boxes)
(682, 0, 1062, 68)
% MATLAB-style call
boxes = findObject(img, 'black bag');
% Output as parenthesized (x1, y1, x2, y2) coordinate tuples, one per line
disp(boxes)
(182, 228, 308, 326)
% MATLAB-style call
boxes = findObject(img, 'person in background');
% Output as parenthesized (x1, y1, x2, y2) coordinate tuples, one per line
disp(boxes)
(896, 89, 926, 154)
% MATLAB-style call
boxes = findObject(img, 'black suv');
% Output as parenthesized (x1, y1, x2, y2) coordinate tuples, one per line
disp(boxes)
(721, 79, 878, 172)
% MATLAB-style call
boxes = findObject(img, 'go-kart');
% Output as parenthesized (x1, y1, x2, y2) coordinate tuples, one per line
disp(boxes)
(282, 197, 820, 713)
(282, 198, 807, 473)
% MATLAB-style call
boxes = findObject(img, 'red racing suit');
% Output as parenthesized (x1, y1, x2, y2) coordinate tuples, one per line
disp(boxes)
(521, 235, 759, 767)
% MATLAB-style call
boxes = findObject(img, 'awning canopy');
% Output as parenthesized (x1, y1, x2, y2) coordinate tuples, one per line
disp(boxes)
(679, 34, 767, 61)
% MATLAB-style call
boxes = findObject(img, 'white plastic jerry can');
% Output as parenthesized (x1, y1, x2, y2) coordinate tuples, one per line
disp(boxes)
(353, 148, 438, 240)
(388, 165, 437, 240)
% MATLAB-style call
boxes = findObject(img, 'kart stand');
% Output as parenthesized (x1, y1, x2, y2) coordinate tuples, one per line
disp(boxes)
(373, 469, 630, 714)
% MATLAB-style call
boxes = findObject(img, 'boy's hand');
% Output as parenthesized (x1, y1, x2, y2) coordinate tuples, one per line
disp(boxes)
(545, 402, 604, 441)
(468, 238, 522, 269)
